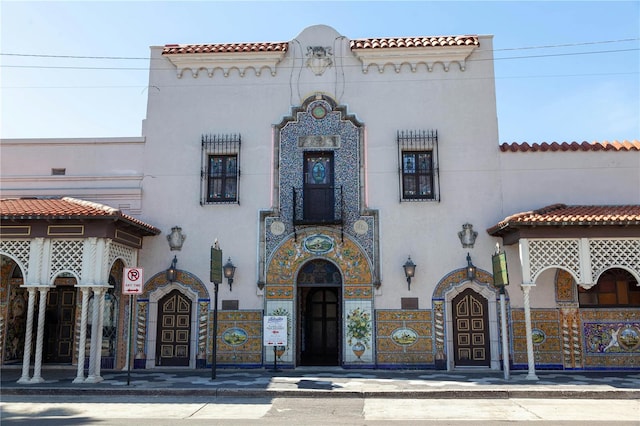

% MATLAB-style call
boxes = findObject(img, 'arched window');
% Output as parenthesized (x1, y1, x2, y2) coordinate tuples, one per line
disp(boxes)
(578, 268, 640, 307)
(297, 259, 342, 285)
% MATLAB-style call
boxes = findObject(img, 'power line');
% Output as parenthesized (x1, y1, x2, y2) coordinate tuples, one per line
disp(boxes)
(493, 38, 639, 51)
(1, 37, 638, 59)
(494, 48, 639, 61)
(2, 71, 637, 90)
(1, 47, 638, 72)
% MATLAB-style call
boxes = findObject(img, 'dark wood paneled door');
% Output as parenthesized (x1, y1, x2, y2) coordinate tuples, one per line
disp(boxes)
(156, 290, 191, 366)
(44, 287, 76, 363)
(300, 287, 340, 366)
(452, 288, 490, 367)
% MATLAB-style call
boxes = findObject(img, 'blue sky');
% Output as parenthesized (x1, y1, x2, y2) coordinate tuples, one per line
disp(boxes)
(1, 1, 639, 143)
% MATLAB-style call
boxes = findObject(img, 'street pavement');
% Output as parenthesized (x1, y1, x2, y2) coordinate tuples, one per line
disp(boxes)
(2, 366, 639, 399)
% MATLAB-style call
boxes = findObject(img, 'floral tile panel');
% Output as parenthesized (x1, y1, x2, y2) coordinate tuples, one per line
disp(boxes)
(375, 310, 433, 366)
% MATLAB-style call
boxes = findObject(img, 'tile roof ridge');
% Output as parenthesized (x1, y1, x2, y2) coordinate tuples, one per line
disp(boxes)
(162, 41, 289, 55)
(533, 203, 567, 214)
(487, 203, 640, 235)
(499, 140, 640, 152)
(61, 196, 118, 215)
(349, 35, 479, 49)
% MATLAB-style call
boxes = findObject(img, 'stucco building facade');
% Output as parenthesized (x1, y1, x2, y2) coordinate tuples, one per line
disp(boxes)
(1, 25, 639, 382)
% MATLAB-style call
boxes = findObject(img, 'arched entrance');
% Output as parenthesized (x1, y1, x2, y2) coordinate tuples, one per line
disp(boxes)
(297, 259, 342, 366)
(433, 268, 502, 371)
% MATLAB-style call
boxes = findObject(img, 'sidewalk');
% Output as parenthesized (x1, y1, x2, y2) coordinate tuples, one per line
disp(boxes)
(2, 366, 639, 399)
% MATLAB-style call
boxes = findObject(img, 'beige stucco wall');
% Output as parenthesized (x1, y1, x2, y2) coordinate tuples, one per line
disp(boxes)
(0, 137, 146, 213)
(134, 26, 504, 312)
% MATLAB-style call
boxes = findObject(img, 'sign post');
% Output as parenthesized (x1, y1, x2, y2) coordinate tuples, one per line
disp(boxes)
(123, 267, 144, 386)
(210, 241, 222, 380)
(492, 245, 510, 380)
(263, 315, 287, 372)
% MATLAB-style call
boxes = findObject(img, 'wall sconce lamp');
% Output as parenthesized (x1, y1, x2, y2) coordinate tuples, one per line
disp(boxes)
(403, 256, 416, 290)
(466, 252, 477, 281)
(166, 255, 178, 283)
(223, 257, 236, 291)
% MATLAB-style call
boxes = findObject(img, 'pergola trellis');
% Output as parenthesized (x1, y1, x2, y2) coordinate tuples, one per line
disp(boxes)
(488, 204, 640, 379)
(0, 198, 160, 383)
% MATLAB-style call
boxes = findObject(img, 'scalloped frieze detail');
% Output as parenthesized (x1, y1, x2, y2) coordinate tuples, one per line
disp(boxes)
(164, 51, 287, 78)
(352, 46, 476, 73)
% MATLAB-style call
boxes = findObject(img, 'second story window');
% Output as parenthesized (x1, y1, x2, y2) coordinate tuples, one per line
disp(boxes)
(402, 151, 433, 199)
(207, 155, 238, 202)
(397, 130, 440, 202)
(201, 134, 241, 205)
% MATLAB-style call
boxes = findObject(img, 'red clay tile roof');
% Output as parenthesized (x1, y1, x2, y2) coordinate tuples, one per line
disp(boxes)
(488, 204, 640, 235)
(0, 197, 161, 235)
(500, 140, 640, 152)
(350, 36, 479, 50)
(162, 42, 289, 55)
(161, 34, 479, 55)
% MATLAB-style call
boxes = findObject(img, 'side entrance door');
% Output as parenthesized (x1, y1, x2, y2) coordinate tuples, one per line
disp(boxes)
(156, 289, 191, 366)
(452, 288, 490, 367)
(44, 286, 76, 363)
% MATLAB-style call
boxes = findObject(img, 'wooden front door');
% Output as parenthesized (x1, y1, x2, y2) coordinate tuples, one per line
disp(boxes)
(303, 152, 335, 222)
(44, 287, 76, 363)
(156, 290, 191, 366)
(452, 288, 490, 366)
(300, 287, 340, 366)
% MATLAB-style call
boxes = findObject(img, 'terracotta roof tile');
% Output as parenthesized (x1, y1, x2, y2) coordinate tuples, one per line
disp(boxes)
(161, 34, 479, 55)
(488, 204, 640, 235)
(350, 35, 479, 50)
(0, 197, 160, 235)
(162, 42, 288, 55)
(500, 140, 640, 152)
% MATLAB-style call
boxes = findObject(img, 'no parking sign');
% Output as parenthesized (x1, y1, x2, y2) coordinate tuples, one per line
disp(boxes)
(123, 267, 144, 295)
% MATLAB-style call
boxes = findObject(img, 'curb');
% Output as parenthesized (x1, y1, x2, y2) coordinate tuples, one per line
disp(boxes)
(3, 387, 639, 399)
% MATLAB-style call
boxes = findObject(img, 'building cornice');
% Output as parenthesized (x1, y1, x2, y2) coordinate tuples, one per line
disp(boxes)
(163, 50, 288, 78)
(351, 45, 477, 73)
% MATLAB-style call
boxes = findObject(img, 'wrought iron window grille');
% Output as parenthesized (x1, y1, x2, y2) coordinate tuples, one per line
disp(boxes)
(200, 134, 241, 205)
(397, 129, 440, 202)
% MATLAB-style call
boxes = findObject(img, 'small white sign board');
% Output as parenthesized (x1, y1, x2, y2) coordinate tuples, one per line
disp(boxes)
(263, 316, 287, 346)
(123, 267, 144, 295)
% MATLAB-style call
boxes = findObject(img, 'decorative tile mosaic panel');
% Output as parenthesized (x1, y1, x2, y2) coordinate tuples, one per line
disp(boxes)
(265, 97, 376, 267)
(581, 309, 640, 369)
(432, 269, 496, 299)
(375, 310, 433, 366)
(344, 286, 373, 299)
(266, 286, 294, 299)
(555, 269, 576, 302)
(558, 304, 582, 369)
(344, 300, 374, 365)
(143, 270, 208, 299)
(511, 306, 640, 369)
(511, 309, 562, 366)
(584, 322, 640, 353)
(212, 310, 262, 366)
(266, 229, 372, 285)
